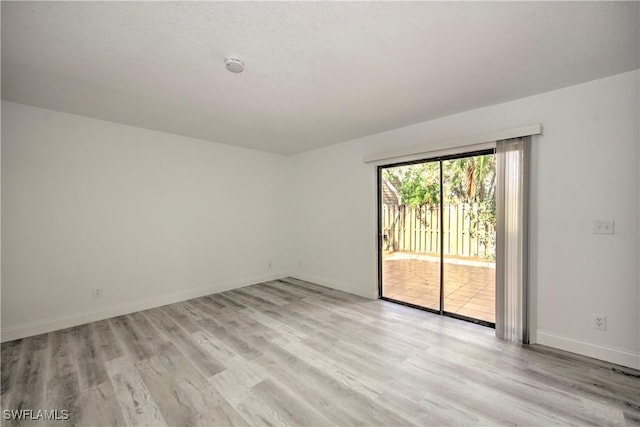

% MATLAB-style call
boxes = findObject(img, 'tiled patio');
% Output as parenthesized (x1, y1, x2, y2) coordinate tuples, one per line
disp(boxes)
(382, 253, 495, 323)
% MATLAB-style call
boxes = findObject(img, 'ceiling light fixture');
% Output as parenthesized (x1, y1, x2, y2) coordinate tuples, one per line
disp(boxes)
(224, 57, 244, 73)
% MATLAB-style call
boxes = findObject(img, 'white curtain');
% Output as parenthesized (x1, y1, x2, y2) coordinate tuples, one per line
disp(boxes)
(495, 137, 530, 343)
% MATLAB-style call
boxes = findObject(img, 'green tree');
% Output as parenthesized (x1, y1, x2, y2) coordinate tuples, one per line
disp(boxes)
(382, 154, 497, 258)
(443, 155, 495, 204)
(384, 156, 495, 206)
(444, 155, 496, 257)
(383, 162, 440, 206)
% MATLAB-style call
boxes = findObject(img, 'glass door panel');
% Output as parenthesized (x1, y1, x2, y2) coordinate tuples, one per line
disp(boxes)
(442, 154, 496, 323)
(380, 161, 441, 312)
(379, 150, 496, 326)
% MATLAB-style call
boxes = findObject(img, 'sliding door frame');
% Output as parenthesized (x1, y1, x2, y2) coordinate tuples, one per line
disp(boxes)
(377, 148, 496, 328)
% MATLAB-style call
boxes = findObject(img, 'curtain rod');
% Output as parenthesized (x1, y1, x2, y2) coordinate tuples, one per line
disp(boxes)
(363, 123, 542, 164)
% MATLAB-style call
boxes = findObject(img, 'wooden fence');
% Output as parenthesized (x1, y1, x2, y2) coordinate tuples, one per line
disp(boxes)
(382, 203, 495, 259)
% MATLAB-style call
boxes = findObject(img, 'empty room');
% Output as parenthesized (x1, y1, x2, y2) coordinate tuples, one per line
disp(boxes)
(1, 1, 639, 426)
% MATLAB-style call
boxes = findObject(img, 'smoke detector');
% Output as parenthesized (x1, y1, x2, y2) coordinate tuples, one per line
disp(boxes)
(224, 57, 244, 73)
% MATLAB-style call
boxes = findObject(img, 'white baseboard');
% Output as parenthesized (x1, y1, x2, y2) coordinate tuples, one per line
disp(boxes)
(1, 272, 289, 343)
(289, 272, 378, 300)
(537, 330, 640, 370)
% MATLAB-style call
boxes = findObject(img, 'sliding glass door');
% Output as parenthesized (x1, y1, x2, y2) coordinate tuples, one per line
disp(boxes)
(379, 150, 496, 326)
(379, 159, 441, 312)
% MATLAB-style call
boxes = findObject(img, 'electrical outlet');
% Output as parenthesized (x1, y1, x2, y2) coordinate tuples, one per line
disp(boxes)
(593, 220, 614, 235)
(592, 314, 607, 331)
(93, 288, 102, 298)
(268, 261, 272, 269)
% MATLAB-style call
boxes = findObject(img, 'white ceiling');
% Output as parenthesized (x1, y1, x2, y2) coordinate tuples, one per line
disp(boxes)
(2, 2, 639, 155)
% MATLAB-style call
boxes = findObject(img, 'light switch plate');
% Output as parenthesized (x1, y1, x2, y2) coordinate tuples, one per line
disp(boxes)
(593, 220, 614, 235)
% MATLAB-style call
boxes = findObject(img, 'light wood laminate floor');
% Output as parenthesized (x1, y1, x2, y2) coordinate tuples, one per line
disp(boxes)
(1, 278, 639, 426)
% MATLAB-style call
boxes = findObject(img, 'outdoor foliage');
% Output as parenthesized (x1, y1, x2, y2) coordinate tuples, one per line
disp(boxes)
(384, 162, 440, 205)
(383, 154, 497, 258)
(383, 155, 495, 206)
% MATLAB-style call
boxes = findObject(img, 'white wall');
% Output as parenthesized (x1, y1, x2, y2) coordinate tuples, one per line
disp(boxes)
(289, 70, 640, 369)
(1, 101, 290, 340)
(3, 71, 639, 369)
